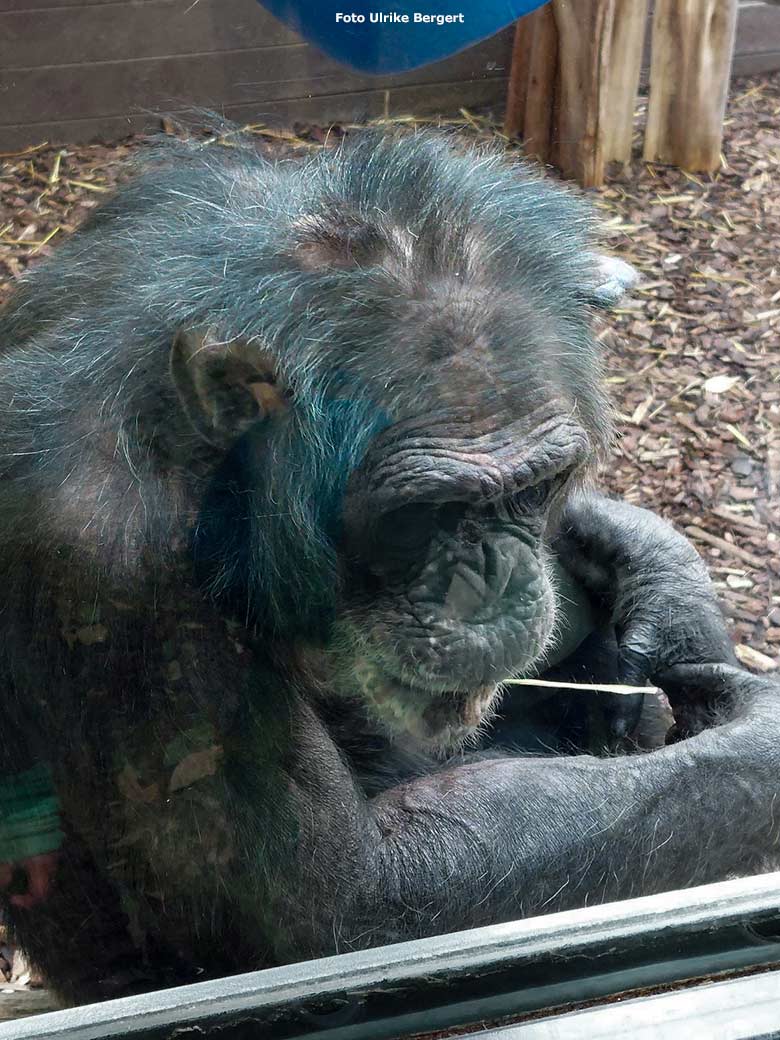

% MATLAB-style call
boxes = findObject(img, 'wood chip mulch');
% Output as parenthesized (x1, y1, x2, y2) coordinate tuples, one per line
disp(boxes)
(1, 77, 779, 681)
(595, 81, 780, 673)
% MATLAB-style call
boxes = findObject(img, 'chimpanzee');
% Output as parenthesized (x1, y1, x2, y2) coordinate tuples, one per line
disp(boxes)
(0, 128, 776, 1005)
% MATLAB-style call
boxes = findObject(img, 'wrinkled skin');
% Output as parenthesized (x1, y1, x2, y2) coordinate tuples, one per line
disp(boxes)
(0, 129, 776, 1005)
(311, 412, 588, 746)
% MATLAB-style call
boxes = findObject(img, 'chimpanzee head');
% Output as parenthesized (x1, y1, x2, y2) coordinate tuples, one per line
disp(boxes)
(2, 128, 635, 749)
(162, 131, 636, 747)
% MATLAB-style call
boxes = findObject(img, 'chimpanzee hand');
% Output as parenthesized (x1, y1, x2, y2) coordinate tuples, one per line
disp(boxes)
(0, 852, 59, 909)
(658, 661, 779, 740)
(554, 493, 738, 701)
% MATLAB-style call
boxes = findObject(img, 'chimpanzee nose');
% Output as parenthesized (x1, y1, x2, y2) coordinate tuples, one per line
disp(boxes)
(443, 531, 522, 619)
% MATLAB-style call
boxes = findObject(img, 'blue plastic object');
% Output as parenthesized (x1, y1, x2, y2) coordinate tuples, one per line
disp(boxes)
(257, 1, 549, 74)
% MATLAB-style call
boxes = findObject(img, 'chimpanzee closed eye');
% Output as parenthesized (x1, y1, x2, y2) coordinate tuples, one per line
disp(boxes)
(0, 127, 775, 1006)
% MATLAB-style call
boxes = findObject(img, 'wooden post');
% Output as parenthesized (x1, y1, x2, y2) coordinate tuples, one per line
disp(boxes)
(504, 17, 534, 139)
(505, 1, 648, 186)
(644, 0, 739, 171)
(504, 6, 558, 162)
(522, 5, 559, 162)
(552, 0, 616, 185)
(601, 0, 650, 165)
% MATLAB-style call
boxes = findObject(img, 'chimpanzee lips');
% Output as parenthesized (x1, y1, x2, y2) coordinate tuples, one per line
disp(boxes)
(421, 683, 500, 740)
(367, 668, 500, 745)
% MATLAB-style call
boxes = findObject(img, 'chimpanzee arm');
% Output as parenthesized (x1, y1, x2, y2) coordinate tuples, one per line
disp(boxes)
(240, 664, 778, 962)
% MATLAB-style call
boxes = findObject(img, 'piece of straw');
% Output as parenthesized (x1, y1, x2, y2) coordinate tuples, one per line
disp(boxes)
(503, 678, 660, 696)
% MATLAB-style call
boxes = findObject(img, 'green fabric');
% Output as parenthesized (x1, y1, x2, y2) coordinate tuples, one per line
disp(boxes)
(0, 763, 63, 862)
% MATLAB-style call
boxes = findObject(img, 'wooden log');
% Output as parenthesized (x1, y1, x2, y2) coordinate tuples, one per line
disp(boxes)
(521, 4, 559, 163)
(644, 0, 739, 171)
(505, 0, 648, 184)
(552, 0, 616, 187)
(504, 17, 534, 138)
(601, 0, 650, 165)
(552, 0, 648, 182)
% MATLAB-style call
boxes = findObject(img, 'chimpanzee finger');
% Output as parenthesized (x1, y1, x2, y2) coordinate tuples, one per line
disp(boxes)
(657, 662, 779, 736)
(616, 639, 656, 688)
(657, 662, 776, 703)
(658, 663, 731, 698)
(654, 664, 732, 739)
(603, 690, 645, 741)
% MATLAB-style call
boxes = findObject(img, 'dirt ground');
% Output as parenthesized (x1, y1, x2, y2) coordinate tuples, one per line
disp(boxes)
(594, 81, 780, 672)
(0, 71, 779, 1017)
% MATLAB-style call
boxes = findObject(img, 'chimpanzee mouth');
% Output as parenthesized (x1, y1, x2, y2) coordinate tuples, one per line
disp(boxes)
(300, 631, 505, 746)
(363, 666, 501, 746)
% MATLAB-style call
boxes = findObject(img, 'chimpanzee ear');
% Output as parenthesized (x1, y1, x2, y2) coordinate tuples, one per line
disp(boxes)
(170, 328, 289, 449)
(583, 255, 640, 310)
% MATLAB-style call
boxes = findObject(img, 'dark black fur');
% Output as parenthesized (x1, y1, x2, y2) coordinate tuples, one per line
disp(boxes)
(0, 128, 776, 1005)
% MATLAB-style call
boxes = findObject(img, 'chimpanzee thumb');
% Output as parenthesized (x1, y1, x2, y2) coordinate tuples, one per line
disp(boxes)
(604, 691, 645, 740)
(616, 632, 657, 688)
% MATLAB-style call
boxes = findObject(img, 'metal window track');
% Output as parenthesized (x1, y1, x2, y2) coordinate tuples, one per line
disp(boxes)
(2, 872, 780, 1040)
